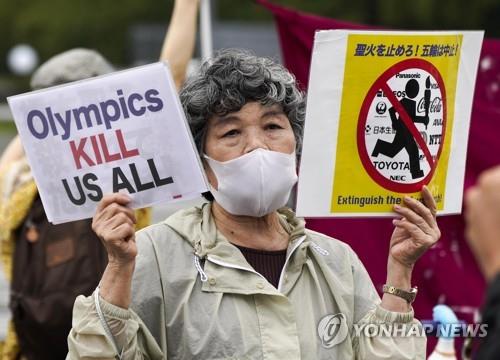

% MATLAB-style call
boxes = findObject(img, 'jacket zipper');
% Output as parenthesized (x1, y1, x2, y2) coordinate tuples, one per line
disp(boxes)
(278, 235, 307, 292)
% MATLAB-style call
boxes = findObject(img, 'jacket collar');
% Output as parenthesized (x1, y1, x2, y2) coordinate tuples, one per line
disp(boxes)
(202, 202, 306, 255)
(165, 202, 307, 258)
(164, 202, 310, 293)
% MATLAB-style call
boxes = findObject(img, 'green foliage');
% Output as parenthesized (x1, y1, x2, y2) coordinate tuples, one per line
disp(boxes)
(0, 121, 17, 134)
(0, 0, 174, 71)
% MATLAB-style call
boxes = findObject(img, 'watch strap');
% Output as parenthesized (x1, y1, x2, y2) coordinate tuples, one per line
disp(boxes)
(383, 284, 418, 303)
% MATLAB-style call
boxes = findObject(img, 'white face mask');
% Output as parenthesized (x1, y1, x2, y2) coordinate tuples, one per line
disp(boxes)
(204, 148, 298, 217)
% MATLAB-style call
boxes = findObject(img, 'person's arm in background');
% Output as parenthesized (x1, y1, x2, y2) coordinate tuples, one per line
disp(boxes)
(0, 136, 24, 175)
(160, 0, 200, 91)
(465, 166, 500, 359)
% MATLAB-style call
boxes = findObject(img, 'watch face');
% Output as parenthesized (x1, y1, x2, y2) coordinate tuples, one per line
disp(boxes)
(408, 288, 418, 303)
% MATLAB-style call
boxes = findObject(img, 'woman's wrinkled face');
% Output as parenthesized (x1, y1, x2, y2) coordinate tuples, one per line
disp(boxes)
(203, 101, 296, 188)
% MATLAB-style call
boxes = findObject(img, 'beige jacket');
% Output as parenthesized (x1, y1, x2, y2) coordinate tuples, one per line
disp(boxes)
(67, 203, 426, 359)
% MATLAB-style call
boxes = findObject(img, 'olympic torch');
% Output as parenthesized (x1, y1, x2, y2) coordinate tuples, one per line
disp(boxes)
(424, 76, 431, 129)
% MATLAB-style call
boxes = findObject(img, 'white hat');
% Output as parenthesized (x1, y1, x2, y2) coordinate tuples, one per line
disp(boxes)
(30, 48, 113, 90)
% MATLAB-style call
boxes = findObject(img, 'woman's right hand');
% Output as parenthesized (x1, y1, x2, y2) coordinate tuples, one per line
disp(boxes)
(92, 193, 137, 266)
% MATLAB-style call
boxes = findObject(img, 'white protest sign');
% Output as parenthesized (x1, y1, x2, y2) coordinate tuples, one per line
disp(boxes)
(8, 62, 209, 224)
(296, 30, 483, 217)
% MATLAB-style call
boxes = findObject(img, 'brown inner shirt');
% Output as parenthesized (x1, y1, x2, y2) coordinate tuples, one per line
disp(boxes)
(235, 244, 287, 288)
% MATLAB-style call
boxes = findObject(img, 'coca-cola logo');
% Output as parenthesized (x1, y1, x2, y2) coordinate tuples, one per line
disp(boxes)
(417, 96, 442, 114)
(417, 98, 426, 113)
(429, 97, 442, 113)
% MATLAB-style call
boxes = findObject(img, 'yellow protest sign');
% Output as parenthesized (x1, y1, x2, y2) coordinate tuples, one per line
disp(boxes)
(296, 31, 483, 217)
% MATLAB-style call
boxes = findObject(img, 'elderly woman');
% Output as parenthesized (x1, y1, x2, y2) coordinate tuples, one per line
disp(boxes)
(67, 49, 440, 359)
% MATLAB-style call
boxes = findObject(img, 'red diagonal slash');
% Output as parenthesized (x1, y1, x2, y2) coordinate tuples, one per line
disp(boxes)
(380, 82, 434, 168)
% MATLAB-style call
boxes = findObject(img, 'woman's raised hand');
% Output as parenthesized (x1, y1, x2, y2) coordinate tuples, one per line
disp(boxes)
(380, 186, 440, 312)
(92, 193, 137, 266)
(389, 186, 441, 269)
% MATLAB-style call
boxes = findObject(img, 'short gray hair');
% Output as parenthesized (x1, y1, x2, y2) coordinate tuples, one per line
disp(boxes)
(180, 49, 306, 155)
(30, 48, 113, 90)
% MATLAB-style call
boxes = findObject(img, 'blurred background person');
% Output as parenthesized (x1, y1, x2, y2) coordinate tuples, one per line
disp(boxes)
(465, 165, 500, 359)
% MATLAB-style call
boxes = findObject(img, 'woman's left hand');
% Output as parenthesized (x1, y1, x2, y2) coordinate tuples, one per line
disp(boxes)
(389, 186, 441, 270)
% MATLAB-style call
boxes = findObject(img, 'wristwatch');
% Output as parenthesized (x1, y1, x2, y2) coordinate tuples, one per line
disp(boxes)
(383, 284, 418, 304)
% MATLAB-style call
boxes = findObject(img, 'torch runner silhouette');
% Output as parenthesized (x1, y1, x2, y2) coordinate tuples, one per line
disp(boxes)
(371, 78, 430, 179)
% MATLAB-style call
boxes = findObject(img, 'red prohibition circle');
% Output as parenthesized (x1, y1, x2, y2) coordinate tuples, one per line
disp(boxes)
(357, 59, 447, 193)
